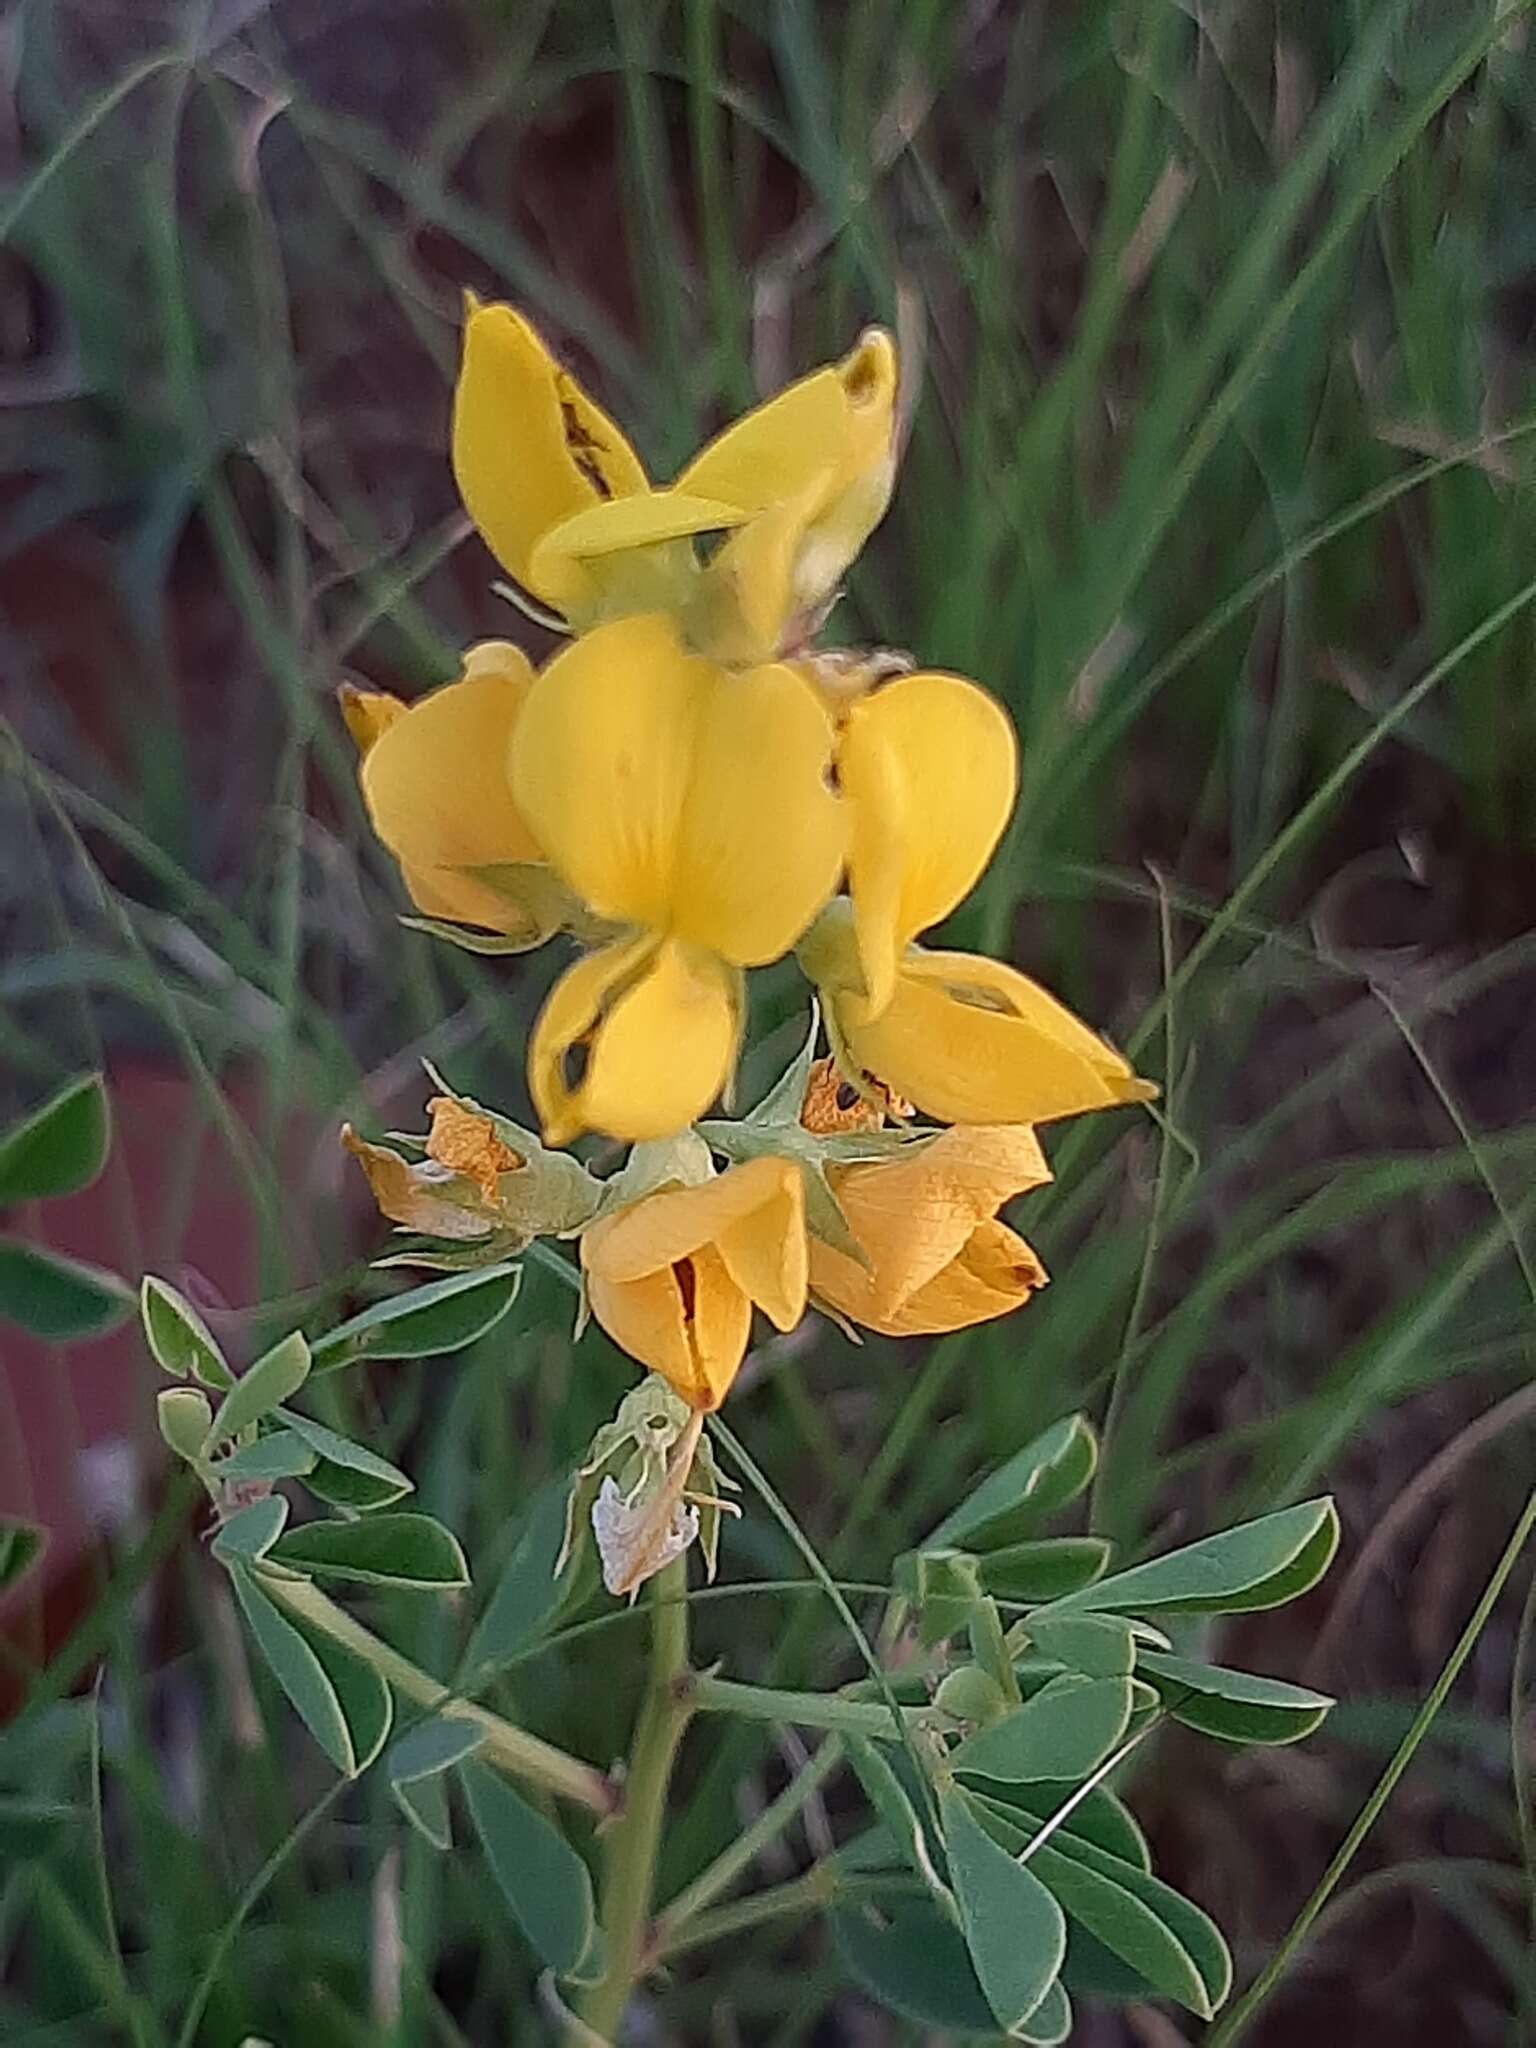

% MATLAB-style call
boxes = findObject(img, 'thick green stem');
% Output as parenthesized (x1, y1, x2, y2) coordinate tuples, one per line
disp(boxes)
(574, 1557, 692, 2041)
(263, 1573, 613, 1816)
(689, 1672, 923, 1740)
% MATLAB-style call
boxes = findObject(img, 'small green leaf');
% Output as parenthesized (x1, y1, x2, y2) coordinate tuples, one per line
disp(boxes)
(387, 1717, 487, 1849)
(1028, 1837, 1212, 2017)
(0, 1518, 47, 1595)
(464, 1479, 580, 1675)
(461, 1759, 595, 1976)
(1015, 1979, 1073, 2044)
(0, 1239, 133, 1340)
(309, 1264, 521, 1373)
(276, 1409, 413, 1510)
(1047, 1826, 1232, 2013)
(925, 1416, 1098, 1553)
(156, 1386, 213, 1465)
(1026, 1613, 1135, 1677)
(891, 1547, 985, 1647)
(0, 1073, 109, 1204)
(229, 1566, 355, 1774)
(940, 1787, 1066, 2031)
(140, 1276, 231, 1389)
(951, 1674, 1134, 1784)
(216, 1431, 317, 1482)
(205, 1333, 311, 1450)
(1135, 1651, 1334, 1745)
(1042, 1499, 1339, 1619)
(400, 914, 546, 956)
(211, 1496, 289, 1563)
(980, 1537, 1112, 1603)
(978, 1783, 1152, 1873)
(270, 1512, 469, 1591)
(831, 1896, 999, 2033)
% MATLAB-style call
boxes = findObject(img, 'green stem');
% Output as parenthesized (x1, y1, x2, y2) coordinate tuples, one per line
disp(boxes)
(1205, 1486, 1536, 2047)
(655, 1869, 921, 1963)
(689, 1673, 922, 1740)
(968, 1596, 1023, 1710)
(263, 1574, 613, 1816)
(652, 1737, 845, 1948)
(575, 1556, 693, 2041)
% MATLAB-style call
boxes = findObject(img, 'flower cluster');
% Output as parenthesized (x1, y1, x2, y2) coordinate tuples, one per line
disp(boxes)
(343, 302, 1156, 1578)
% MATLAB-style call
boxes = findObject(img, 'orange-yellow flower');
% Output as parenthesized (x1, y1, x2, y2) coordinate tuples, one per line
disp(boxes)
(581, 1157, 807, 1410)
(341, 640, 563, 945)
(452, 297, 897, 659)
(807, 1124, 1051, 1337)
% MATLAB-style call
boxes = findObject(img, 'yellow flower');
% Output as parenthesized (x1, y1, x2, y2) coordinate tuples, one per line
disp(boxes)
(342, 641, 565, 945)
(514, 613, 846, 1144)
(452, 297, 897, 657)
(807, 1124, 1052, 1337)
(581, 1157, 807, 1410)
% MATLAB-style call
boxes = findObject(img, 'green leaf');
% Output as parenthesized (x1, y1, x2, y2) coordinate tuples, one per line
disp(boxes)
(309, 1264, 521, 1373)
(1041, 1499, 1340, 1618)
(229, 1566, 356, 1774)
(1028, 1834, 1230, 2019)
(465, 1479, 580, 1675)
(951, 1674, 1134, 1784)
(275, 1409, 412, 1510)
(387, 1716, 486, 1850)
(847, 1738, 945, 1901)
(0, 1518, 47, 1595)
(891, 1547, 985, 1647)
(205, 1333, 311, 1450)
(940, 1787, 1066, 2031)
(210, 1496, 289, 1563)
(461, 1759, 595, 1976)
(1014, 1978, 1073, 2044)
(270, 1512, 469, 1591)
(925, 1416, 1098, 1553)
(0, 1238, 133, 1340)
(1135, 1651, 1334, 1745)
(0, 1073, 109, 1204)
(831, 1896, 998, 2034)
(156, 1386, 213, 1465)
(980, 1783, 1151, 1873)
(140, 1275, 231, 1389)
(1026, 1613, 1135, 1677)
(231, 1566, 393, 1776)
(1040, 1827, 1232, 2014)
(216, 1430, 317, 1482)
(0, 1794, 77, 1853)
(980, 1537, 1112, 1603)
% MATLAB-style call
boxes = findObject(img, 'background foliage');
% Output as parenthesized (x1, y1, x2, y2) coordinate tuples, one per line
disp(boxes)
(3, 0, 1535, 2041)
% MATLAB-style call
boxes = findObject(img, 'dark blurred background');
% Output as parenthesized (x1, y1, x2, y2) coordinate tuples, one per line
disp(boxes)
(2, 2, 1535, 2042)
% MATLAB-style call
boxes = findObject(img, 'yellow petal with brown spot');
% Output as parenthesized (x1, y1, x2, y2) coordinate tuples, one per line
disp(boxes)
(452, 299, 647, 613)
(528, 937, 739, 1147)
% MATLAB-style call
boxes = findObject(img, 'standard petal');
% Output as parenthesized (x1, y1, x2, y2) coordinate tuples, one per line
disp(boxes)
(513, 618, 843, 962)
(841, 673, 1019, 1016)
(529, 938, 739, 1146)
(672, 659, 846, 963)
(512, 616, 710, 932)
(359, 645, 549, 933)
(839, 949, 1157, 1127)
(451, 299, 646, 612)
(677, 328, 896, 520)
